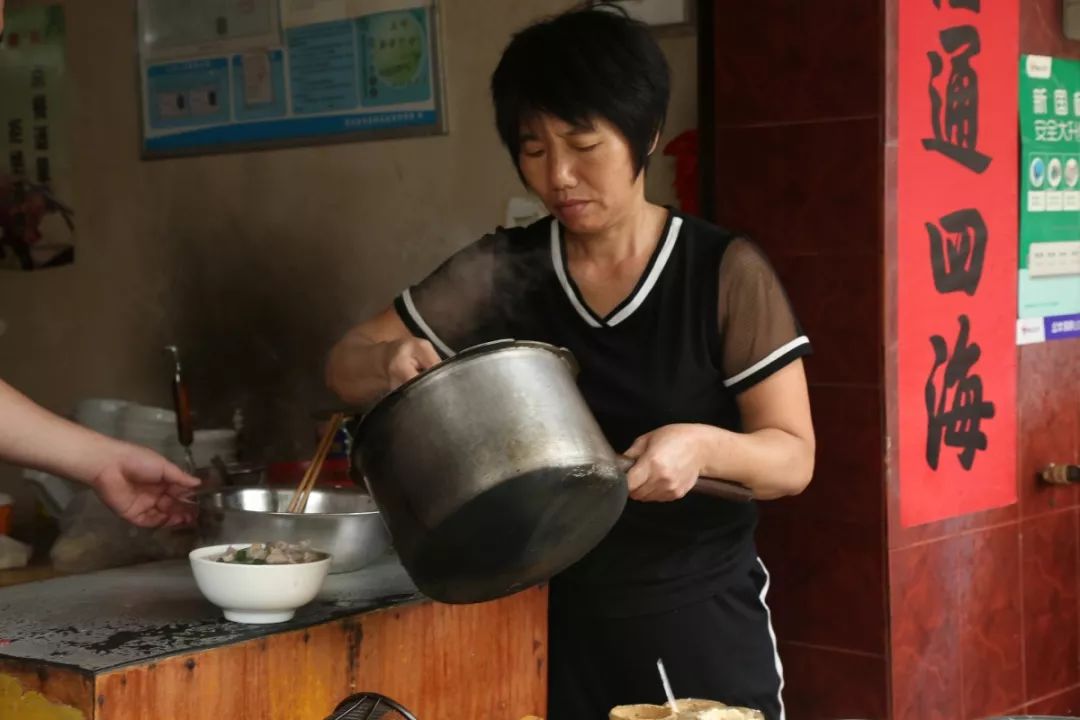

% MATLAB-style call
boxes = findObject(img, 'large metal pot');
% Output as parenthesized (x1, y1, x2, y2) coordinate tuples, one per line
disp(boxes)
(352, 340, 750, 604)
(197, 487, 392, 574)
(353, 340, 627, 603)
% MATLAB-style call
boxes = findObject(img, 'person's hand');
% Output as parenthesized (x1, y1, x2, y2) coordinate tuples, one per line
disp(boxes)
(87, 442, 201, 528)
(623, 424, 708, 502)
(380, 337, 442, 389)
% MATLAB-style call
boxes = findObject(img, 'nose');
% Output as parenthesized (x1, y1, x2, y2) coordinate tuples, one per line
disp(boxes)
(546, 146, 577, 191)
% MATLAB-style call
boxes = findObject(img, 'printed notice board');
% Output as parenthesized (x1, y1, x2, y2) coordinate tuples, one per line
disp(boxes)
(1017, 55, 1080, 345)
(137, 0, 445, 157)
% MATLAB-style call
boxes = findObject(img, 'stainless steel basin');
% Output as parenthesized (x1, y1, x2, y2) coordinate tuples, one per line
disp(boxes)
(196, 487, 392, 574)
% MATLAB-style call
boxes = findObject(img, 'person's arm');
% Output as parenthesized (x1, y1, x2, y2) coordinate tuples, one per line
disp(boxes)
(326, 307, 442, 406)
(625, 237, 815, 502)
(0, 379, 200, 527)
(328, 232, 507, 405)
(714, 359, 814, 498)
(624, 361, 814, 501)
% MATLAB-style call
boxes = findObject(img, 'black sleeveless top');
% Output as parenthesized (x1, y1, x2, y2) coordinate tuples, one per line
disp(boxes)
(394, 209, 811, 616)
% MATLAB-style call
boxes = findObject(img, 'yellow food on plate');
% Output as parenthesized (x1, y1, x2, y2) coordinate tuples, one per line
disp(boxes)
(663, 700, 765, 720)
(667, 699, 726, 713)
(610, 705, 677, 720)
(696, 710, 764, 720)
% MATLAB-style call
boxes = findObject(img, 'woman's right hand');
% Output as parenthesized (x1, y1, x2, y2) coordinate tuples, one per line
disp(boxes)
(327, 308, 444, 405)
(380, 336, 442, 389)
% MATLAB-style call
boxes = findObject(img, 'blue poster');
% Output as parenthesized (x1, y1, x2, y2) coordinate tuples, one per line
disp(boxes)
(137, 2, 444, 156)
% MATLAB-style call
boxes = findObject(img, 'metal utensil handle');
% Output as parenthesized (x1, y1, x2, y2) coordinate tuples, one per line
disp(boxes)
(693, 476, 755, 502)
(166, 345, 194, 447)
(615, 456, 754, 503)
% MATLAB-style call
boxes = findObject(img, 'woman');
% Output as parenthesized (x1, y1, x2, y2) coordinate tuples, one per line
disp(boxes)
(327, 6, 814, 719)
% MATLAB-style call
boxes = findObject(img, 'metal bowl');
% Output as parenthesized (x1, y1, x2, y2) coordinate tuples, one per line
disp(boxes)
(196, 487, 392, 574)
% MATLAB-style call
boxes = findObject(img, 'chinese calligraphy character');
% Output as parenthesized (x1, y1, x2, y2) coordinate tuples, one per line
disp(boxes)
(30, 67, 45, 89)
(33, 126, 48, 152)
(32, 94, 47, 121)
(1055, 88, 1069, 115)
(8, 119, 22, 145)
(35, 156, 50, 184)
(9, 150, 25, 177)
(926, 208, 987, 296)
(933, 0, 980, 9)
(1034, 88, 1048, 115)
(923, 25, 992, 173)
(925, 315, 996, 471)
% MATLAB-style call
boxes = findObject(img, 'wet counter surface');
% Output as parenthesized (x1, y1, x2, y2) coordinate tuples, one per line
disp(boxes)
(0, 551, 422, 674)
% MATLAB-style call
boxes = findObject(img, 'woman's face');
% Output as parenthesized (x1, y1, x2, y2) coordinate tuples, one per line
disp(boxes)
(517, 113, 646, 235)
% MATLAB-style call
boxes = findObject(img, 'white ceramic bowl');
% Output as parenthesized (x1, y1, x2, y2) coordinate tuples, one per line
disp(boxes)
(74, 398, 131, 437)
(189, 544, 332, 624)
(121, 404, 176, 424)
(119, 405, 177, 449)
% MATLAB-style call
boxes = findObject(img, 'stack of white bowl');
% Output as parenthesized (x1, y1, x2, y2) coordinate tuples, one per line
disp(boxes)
(117, 404, 178, 457)
(176, 429, 239, 468)
(116, 404, 239, 469)
(73, 398, 132, 438)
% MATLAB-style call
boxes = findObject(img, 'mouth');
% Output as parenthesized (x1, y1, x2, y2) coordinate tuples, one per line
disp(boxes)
(554, 199, 591, 215)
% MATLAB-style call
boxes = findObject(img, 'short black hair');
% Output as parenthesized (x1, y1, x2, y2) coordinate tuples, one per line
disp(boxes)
(490, 4, 671, 179)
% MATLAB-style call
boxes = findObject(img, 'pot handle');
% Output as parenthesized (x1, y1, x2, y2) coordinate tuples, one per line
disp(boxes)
(615, 456, 754, 503)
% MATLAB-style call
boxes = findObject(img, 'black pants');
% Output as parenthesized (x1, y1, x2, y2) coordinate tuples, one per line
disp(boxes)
(548, 561, 784, 720)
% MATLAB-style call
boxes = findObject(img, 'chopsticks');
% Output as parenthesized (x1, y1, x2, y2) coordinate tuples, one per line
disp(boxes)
(286, 412, 345, 514)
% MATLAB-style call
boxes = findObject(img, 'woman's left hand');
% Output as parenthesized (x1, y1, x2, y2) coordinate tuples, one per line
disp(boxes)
(623, 424, 707, 502)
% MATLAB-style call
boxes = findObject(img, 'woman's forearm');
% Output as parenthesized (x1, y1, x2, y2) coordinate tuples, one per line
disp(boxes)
(693, 424, 815, 500)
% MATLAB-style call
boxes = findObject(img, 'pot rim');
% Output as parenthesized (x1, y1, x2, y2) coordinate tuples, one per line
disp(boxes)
(195, 486, 381, 518)
(352, 339, 576, 445)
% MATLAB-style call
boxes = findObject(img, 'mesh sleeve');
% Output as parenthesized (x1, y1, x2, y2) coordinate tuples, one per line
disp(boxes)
(717, 237, 812, 394)
(393, 233, 506, 357)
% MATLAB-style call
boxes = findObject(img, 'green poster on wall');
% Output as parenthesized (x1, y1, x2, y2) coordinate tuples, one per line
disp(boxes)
(1018, 55, 1080, 343)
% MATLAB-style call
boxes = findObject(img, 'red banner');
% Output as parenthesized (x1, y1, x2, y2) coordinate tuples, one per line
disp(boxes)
(897, 0, 1018, 526)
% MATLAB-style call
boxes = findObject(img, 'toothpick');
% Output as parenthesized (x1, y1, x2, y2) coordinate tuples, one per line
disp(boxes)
(657, 657, 678, 713)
